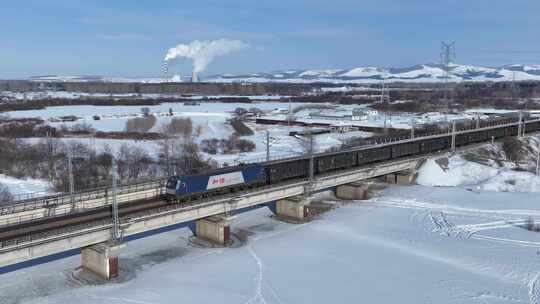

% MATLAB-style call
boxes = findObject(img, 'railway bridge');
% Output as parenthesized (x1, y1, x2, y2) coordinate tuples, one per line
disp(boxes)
(0, 116, 539, 279)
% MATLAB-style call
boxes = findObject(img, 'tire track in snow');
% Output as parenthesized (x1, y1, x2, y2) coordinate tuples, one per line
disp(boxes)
(372, 197, 540, 219)
(245, 245, 267, 304)
(529, 273, 540, 304)
(373, 197, 540, 248)
(244, 244, 286, 304)
(429, 211, 474, 239)
(459, 220, 527, 232)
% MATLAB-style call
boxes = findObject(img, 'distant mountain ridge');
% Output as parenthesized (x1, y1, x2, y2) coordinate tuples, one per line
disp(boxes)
(25, 63, 540, 84)
(207, 63, 540, 83)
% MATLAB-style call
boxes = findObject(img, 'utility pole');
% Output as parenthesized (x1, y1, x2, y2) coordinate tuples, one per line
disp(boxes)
(380, 80, 385, 103)
(294, 132, 315, 198)
(111, 157, 120, 243)
(287, 98, 292, 127)
(266, 130, 271, 162)
(521, 116, 527, 137)
(441, 42, 456, 102)
(512, 71, 517, 101)
(410, 119, 415, 140)
(518, 111, 523, 138)
(46, 131, 54, 182)
(451, 121, 456, 152)
(68, 149, 75, 212)
(307, 132, 314, 198)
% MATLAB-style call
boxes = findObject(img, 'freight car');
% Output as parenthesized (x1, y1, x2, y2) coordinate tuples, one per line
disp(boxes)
(166, 117, 540, 202)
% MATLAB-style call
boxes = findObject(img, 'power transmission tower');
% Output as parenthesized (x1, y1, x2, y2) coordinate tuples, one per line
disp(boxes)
(440, 42, 456, 102)
(163, 60, 170, 82)
(379, 79, 389, 103)
(287, 98, 294, 127)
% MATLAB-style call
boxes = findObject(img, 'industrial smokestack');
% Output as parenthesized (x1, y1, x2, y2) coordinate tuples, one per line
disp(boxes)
(164, 39, 248, 78)
(191, 72, 199, 83)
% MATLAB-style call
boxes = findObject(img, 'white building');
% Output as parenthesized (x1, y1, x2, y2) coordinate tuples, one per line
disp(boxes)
(352, 108, 378, 121)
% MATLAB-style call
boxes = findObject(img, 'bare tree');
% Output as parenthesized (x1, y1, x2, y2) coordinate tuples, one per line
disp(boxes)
(116, 144, 154, 180)
(70, 122, 95, 133)
(161, 117, 193, 140)
(125, 115, 157, 132)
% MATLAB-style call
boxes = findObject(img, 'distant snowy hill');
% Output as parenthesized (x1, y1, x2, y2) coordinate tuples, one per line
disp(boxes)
(25, 63, 540, 84)
(207, 63, 540, 83)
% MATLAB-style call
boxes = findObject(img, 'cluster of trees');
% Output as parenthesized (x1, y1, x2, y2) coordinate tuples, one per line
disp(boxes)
(125, 115, 157, 132)
(0, 113, 262, 202)
(157, 118, 215, 176)
(200, 135, 256, 155)
(230, 119, 254, 136)
(0, 118, 217, 197)
(0, 136, 157, 193)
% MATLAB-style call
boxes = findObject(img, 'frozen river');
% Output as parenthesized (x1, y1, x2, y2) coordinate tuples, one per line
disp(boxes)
(2, 182, 540, 303)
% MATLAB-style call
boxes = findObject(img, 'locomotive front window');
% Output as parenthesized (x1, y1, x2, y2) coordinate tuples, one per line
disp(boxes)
(166, 177, 178, 189)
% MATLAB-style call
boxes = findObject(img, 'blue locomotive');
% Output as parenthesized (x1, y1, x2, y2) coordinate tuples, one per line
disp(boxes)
(165, 164, 267, 201)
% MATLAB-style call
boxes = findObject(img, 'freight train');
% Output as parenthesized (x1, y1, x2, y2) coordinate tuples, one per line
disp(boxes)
(166, 117, 540, 202)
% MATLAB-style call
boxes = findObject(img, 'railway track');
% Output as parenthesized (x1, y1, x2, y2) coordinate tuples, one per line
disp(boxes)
(0, 198, 169, 247)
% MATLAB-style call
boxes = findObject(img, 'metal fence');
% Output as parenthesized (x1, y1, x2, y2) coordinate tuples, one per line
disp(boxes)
(0, 178, 167, 217)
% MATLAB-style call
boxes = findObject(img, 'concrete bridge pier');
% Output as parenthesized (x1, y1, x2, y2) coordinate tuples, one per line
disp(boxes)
(382, 170, 415, 185)
(195, 215, 234, 246)
(335, 182, 388, 200)
(81, 242, 125, 280)
(336, 182, 368, 200)
(275, 196, 310, 222)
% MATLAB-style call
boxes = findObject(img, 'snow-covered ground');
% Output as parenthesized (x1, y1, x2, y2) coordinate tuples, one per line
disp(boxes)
(0, 91, 288, 101)
(4, 102, 295, 132)
(8, 102, 378, 165)
(0, 174, 53, 199)
(417, 137, 540, 192)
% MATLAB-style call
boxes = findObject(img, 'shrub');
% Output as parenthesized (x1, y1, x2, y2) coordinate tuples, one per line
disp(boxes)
(162, 117, 193, 138)
(201, 136, 256, 154)
(502, 137, 522, 161)
(70, 122, 95, 133)
(125, 115, 157, 132)
(0, 184, 13, 205)
(230, 119, 253, 136)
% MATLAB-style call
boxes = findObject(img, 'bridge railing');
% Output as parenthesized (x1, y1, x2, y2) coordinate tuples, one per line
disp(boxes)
(0, 178, 166, 217)
(0, 186, 164, 228)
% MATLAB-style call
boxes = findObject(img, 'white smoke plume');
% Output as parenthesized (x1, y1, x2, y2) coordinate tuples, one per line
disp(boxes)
(164, 39, 248, 73)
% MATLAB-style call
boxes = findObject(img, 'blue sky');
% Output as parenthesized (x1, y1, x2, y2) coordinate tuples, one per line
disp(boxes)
(1, 0, 539, 78)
